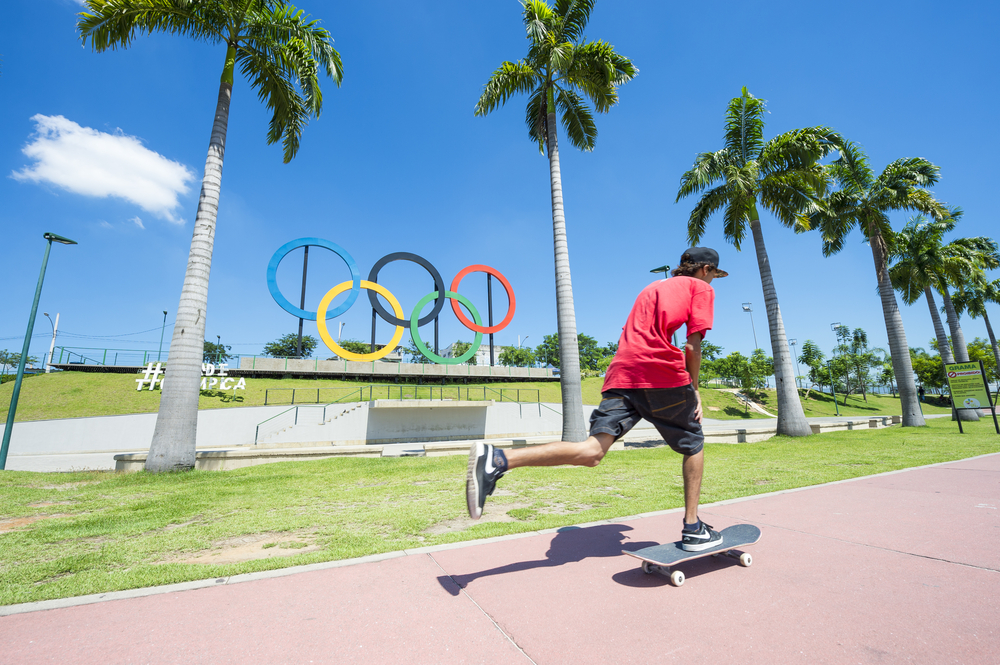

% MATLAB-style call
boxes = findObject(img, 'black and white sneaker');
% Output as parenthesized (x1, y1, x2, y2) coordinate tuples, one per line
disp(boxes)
(681, 520, 723, 552)
(466, 442, 504, 519)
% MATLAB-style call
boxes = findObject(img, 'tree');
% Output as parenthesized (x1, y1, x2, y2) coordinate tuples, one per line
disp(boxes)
(677, 88, 837, 436)
(499, 346, 536, 368)
(335, 339, 372, 356)
(833, 327, 883, 401)
(888, 215, 999, 419)
(534, 333, 614, 372)
(715, 350, 773, 403)
(404, 338, 433, 364)
(79, 0, 342, 472)
(805, 142, 949, 427)
(203, 340, 232, 363)
(910, 346, 945, 391)
(475, 0, 636, 441)
(449, 340, 478, 366)
(0, 351, 38, 380)
(263, 333, 318, 358)
(952, 279, 1000, 386)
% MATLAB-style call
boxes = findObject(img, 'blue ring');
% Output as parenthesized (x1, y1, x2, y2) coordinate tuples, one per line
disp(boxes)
(266, 238, 360, 320)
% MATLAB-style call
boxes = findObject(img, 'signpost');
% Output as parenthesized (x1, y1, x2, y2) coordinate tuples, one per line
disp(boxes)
(943, 361, 999, 434)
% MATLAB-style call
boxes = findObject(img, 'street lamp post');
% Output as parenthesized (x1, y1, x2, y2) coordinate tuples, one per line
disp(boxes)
(789, 338, 800, 389)
(157, 310, 168, 362)
(217, 335, 222, 364)
(741, 303, 758, 350)
(43, 312, 60, 374)
(338, 321, 346, 342)
(2, 232, 77, 470)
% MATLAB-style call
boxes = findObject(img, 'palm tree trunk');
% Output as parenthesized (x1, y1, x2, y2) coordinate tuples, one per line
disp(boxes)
(748, 210, 811, 436)
(940, 285, 980, 420)
(870, 237, 925, 426)
(145, 67, 232, 471)
(545, 106, 586, 442)
(982, 310, 1000, 409)
(940, 286, 970, 362)
(925, 286, 954, 364)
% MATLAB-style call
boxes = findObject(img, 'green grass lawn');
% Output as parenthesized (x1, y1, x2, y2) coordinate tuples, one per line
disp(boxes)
(1, 372, 774, 423)
(748, 387, 955, 418)
(1, 418, 996, 606)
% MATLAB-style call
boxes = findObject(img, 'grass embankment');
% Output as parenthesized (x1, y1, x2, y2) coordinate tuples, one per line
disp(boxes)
(748, 387, 954, 418)
(1, 372, 766, 422)
(1, 418, 996, 606)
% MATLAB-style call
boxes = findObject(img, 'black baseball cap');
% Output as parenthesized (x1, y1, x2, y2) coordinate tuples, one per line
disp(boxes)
(681, 247, 728, 277)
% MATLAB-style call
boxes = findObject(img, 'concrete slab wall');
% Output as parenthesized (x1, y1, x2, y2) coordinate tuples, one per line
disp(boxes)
(1, 405, 292, 457)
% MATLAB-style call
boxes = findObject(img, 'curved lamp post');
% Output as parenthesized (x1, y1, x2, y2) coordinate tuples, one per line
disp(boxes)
(2, 232, 77, 470)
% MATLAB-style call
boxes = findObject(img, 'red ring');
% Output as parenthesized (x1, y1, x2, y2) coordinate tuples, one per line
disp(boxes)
(449, 264, 516, 334)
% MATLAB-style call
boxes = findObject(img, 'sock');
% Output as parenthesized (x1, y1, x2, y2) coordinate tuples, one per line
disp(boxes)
(492, 448, 508, 474)
(683, 519, 701, 532)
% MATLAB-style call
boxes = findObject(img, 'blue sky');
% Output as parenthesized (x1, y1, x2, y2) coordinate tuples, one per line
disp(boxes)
(2, 0, 998, 373)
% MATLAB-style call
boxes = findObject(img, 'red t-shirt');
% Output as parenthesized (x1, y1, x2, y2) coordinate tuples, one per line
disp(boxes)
(602, 276, 714, 390)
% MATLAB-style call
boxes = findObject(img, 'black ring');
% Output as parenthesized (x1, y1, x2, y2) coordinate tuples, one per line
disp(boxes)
(368, 252, 447, 327)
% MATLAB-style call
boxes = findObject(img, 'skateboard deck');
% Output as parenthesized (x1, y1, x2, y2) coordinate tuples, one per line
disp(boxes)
(623, 523, 761, 586)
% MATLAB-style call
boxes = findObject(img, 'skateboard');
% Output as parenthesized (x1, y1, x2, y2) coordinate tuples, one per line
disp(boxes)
(623, 524, 761, 587)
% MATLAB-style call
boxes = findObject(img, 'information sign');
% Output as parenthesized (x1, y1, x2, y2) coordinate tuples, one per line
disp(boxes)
(942, 360, 998, 434)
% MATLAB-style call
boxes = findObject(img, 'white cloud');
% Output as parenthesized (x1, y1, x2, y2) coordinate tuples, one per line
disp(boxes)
(12, 115, 195, 224)
(99, 220, 113, 229)
(130, 216, 145, 230)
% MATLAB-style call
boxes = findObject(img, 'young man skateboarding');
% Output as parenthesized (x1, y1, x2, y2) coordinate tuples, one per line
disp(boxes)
(467, 247, 727, 551)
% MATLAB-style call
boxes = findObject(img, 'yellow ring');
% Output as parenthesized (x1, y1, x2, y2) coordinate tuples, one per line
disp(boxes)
(317, 280, 404, 361)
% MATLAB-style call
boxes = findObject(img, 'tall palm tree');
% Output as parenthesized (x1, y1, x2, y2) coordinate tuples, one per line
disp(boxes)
(889, 215, 999, 419)
(475, 0, 636, 441)
(952, 277, 1000, 393)
(677, 88, 839, 437)
(804, 142, 951, 427)
(79, 0, 342, 471)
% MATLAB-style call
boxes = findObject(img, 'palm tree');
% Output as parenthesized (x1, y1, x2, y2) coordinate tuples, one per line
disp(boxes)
(677, 88, 839, 437)
(952, 278, 1000, 394)
(79, 0, 342, 471)
(804, 142, 952, 427)
(474, 0, 636, 441)
(889, 215, 999, 419)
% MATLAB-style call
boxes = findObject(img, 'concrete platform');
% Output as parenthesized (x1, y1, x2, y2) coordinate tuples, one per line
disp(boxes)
(2, 453, 996, 664)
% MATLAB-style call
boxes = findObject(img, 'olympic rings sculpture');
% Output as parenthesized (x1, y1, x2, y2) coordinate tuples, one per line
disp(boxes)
(267, 239, 516, 364)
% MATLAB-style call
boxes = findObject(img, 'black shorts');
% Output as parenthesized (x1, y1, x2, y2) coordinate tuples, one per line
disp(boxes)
(588, 386, 704, 456)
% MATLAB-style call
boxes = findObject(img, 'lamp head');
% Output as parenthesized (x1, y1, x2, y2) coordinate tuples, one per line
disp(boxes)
(43, 232, 78, 245)
(741, 303, 752, 312)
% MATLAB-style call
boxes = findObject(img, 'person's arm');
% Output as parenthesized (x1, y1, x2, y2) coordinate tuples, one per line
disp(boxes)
(685, 331, 703, 422)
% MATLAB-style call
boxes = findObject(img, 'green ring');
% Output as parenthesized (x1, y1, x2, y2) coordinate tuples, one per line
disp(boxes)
(410, 291, 483, 364)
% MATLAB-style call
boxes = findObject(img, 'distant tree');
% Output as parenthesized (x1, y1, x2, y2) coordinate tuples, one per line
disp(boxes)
(263, 334, 318, 358)
(535, 333, 615, 371)
(1, 350, 39, 379)
(499, 346, 536, 368)
(203, 340, 232, 363)
(403, 338, 433, 364)
(910, 346, 946, 390)
(832, 327, 883, 401)
(716, 350, 772, 400)
(448, 340, 478, 366)
(335, 339, 371, 356)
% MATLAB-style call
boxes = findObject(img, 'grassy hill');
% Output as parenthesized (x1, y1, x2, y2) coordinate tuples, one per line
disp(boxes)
(0, 371, 951, 423)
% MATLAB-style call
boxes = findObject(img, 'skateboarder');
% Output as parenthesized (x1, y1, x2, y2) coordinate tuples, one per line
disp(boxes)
(467, 247, 728, 551)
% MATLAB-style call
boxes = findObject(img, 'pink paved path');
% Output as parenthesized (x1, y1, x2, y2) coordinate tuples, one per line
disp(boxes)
(2, 455, 998, 664)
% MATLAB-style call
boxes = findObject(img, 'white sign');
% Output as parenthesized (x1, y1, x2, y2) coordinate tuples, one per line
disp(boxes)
(135, 362, 247, 391)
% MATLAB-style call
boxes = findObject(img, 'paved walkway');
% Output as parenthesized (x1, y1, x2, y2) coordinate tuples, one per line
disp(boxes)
(2, 452, 997, 664)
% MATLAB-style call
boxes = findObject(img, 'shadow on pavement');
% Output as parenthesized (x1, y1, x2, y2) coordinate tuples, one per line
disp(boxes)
(437, 523, 657, 595)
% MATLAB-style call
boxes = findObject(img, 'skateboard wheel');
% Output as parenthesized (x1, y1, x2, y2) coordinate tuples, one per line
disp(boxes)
(641, 561, 653, 574)
(670, 570, 685, 587)
(739, 553, 753, 567)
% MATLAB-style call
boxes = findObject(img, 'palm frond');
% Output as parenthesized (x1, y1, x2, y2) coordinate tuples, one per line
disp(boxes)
(238, 45, 308, 163)
(523, 85, 548, 152)
(758, 127, 842, 177)
(522, 0, 554, 45)
(78, 0, 225, 50)
(686, 184, 731, 245)
(676, 150, 730, 202)
(759, 168, 828, 229)
(723, 87, 766, 164)
(555, 86, 597, 151)
(827, 139, 873, 192)
(555, 0, 596, 43)
(475, 60, 539, 116)
(566, 40, 636, 112)
(721, 193, 753, 250)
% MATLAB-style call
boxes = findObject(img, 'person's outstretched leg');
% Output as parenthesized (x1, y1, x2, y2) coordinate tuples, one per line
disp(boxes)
(679, 449, 722, 551)
(466, 433, 617, 519)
